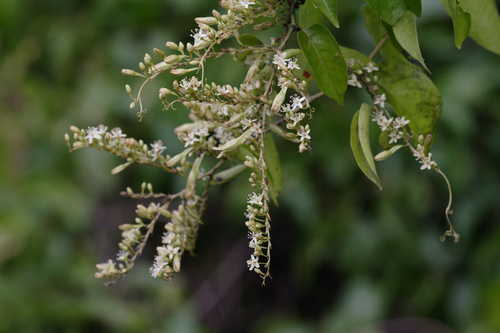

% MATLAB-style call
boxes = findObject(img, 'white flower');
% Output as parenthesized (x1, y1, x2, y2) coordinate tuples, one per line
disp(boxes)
(272, 54, 287, 67)
(179, 76, 202, 91)
(247, 255, 259, 271)
(372, 111, 392, 131)
(290, 95, 307, 110)
(162, 231, 175, 244)
(95, 259, 119, 278)
(150, 140, 166, 161)
(158, 245, 179, 260)
(110, 127, 126, 139)
(388, 130, 403, 144)
(347, 74, 362, 88)
(364, 62, 379, 73)
(191, 28, 210, 47)
(297, 125, 311, 142)
(249, 237, 258, 248)
(374, 93, 386, 108)
(245, 208, 256, 221)
(289, 112, 305, 127)
(393, 116, 410, 129)
(419, 153, 437, 170)
(239, 1, 255, 9)
(248, 192, 264, 206)
(150, 260, 167, 279)
(122, 228, 141, 244)
(285, 58, 300, 70)
(86, 125, 107, 144)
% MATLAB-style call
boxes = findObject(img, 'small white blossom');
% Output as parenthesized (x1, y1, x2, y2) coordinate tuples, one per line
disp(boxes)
(158, 245, 180, 260)
(348, 74, 363, 88)
(86, 125, 107, 144)
(290, 95, 307, 110)
(248, 192, 264, 206)
(191, 28, 210, 47)
(110, 127, 126, 139)
(419, 153, 437, 170)
(374, 93, 386, 108)
(364, 62, 379, 73)
(297, 125, 311, 142)
(239, 0, 255, 8)
(388, 130, 403, 144)
(150, 140, 166, 161)
(393, 116, 410, 129)
(247, 255, 259, 271)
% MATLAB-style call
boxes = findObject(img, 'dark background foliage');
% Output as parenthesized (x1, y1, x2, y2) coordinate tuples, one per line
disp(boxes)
(0, 0, 499, 332)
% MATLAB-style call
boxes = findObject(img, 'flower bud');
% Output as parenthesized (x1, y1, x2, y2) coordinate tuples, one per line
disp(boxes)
(121, 69, 144, 77)
(195, 16, 218, 25)
(271, 87, 288, 113)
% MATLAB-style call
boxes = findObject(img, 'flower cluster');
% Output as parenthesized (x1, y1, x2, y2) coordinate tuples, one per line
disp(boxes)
(151, 195, 205, 279)
(65, 126, 175, 173)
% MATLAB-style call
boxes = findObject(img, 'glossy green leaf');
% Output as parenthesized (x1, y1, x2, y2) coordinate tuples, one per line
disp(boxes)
(378, 62, 442, 138)
(298, 0, 325, 29)
(312, 0, 340, 28)
(404, 0, 422, 16)
(363, 0, 407, 25)
(298, 24, 347, 104)
(351, 104, 383, 190)
(393, 11, 428, 70)
(460, 0, 500, 54)
(263, 134, 282, 205)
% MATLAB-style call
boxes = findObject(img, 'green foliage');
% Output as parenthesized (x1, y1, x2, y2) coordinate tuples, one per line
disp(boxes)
(298, 24, 347, 104)
(2, 0, 500, 332)
(312, 0, 340, 28)
(350, 104, 382, 190)
(393, 10, 427, 70)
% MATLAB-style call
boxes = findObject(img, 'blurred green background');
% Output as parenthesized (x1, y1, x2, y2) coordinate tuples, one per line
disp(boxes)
(1, 0, 499, 332)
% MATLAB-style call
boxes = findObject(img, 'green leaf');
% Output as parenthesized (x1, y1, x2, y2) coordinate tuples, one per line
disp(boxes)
(363, 5, 408, 63)
(298, 0, 325, 29)
(298, 24, 347, 104)
(460, 0, 500, 54)
(393, 11, 428, 70)
(236, 33, 263, 47)
(351, 104, 383, 190)
(404, 0, 422, 16)
(363, 6, 442, 141)
(340, 46, 371, 68)
(378, 62, 442, 138)
(263, 134, 282, 205)
(363, 0, 407, 25)
(448, 0, 471, 49)
(312, 0, 340, 28)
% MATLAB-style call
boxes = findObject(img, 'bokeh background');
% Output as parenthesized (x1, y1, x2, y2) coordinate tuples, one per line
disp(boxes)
(1, 0, 499, 332)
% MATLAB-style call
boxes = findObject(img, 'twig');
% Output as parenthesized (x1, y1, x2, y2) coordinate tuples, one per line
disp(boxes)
(369, 34, 389, 60)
